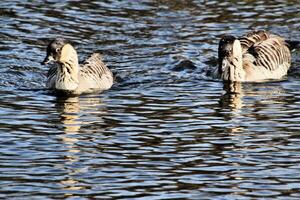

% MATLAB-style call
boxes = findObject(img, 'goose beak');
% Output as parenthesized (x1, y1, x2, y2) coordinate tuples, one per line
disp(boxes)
(41, 55, 54, 65)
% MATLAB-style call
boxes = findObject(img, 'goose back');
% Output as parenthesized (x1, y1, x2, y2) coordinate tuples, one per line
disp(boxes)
(77, 53, 113, 93)
(239, 30, 270, 53)
(242, 32, 291, 81)
(245, 36, 291, 71)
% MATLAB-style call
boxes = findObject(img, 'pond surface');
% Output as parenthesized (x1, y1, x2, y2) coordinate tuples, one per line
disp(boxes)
(1, 0, 300, 199)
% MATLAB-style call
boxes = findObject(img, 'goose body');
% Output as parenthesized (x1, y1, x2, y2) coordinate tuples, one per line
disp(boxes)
(216, 30, 291, 82)
(42, 39, 113, 95)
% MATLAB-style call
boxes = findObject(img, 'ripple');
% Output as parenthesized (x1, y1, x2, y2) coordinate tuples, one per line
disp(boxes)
(0, 0, 300, 199)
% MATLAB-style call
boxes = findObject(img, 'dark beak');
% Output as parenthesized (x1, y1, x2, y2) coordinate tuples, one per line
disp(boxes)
(41, 55, 54, 65)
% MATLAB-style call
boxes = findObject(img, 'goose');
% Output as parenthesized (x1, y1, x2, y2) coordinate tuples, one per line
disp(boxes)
(215, 30, 291, 82)
(41, 38, 113, 94)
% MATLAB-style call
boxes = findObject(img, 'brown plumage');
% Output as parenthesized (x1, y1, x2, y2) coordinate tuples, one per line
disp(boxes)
(215, 30, 291, 82)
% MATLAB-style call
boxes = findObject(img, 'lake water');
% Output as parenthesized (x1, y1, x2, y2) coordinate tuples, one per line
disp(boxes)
(1, 0, 300, 199)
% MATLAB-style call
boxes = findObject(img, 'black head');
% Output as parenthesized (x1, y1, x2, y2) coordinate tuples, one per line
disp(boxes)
(218, 35, 236, 58)
(218, 35, 236, 72)
(41, 38, 68, 65)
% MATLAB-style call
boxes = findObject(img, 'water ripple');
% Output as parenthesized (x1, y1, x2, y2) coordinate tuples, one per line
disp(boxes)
(0, 0, 300, 199)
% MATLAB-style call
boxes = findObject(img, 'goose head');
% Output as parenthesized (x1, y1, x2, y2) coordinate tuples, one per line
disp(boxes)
(41, 38, 78, 65)
(41, 38, 67, 65)
(218, 35, 243, 75)
(42, 38, 80, 91)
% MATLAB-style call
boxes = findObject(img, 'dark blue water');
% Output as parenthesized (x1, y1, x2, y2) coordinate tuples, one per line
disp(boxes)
(1, 0, 300, 199)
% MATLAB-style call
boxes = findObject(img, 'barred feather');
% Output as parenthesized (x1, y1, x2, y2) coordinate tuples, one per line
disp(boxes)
(239, 30, 269, 53)
(218, 30, 291, 82)
(79, 53, 113, 92)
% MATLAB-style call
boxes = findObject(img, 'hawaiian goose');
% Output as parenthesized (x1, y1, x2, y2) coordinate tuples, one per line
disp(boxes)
(41, 39, 113, 94)
(216, 30, 291, 82)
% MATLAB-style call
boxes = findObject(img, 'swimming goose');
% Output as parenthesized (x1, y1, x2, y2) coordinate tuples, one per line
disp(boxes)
(216, 30, 291, 82)
(41, 38, 113, 94)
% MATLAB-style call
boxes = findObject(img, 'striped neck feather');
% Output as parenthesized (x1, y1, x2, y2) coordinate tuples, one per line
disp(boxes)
(222, 40, 245, 81)
(55, 44, 79, 91)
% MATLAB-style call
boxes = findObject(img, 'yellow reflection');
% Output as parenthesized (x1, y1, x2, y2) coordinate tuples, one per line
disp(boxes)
(219, 81, 244, 110)
(56, 95, 106, 134)
(61, 179, 85, 190)
(219, 81, 286, 111)
(60, 96, 81, 134)
(54, 95, 107, 195)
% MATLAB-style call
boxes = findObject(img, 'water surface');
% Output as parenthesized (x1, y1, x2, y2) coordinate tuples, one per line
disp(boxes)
(1, 0, 300, 199)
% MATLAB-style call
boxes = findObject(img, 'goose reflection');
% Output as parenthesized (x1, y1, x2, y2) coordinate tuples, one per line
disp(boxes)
(219, 81, 244, 110)
(219, 81, 287, 111)
(56, 96, 81, 134)
(55, 95, 107, 134)
(54, 95, 108, 194)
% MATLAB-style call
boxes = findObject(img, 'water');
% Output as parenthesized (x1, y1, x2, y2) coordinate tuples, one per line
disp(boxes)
(1, 0, 300, 199)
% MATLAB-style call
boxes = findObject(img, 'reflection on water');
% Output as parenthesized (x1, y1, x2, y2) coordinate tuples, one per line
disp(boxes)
(220, 82, 244, 110)
(56, 96, 106, 134)
(56, 95, 109, 197)
(0, 0, 300, 199)
(57, 97, 82, 134)
(220, 81, 287, 111)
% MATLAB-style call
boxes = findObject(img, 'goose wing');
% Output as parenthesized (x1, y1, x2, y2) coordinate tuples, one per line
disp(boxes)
(239, 30, 270, 53)
(80, 53, 113, 90)
(245, 35, 291, 71)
